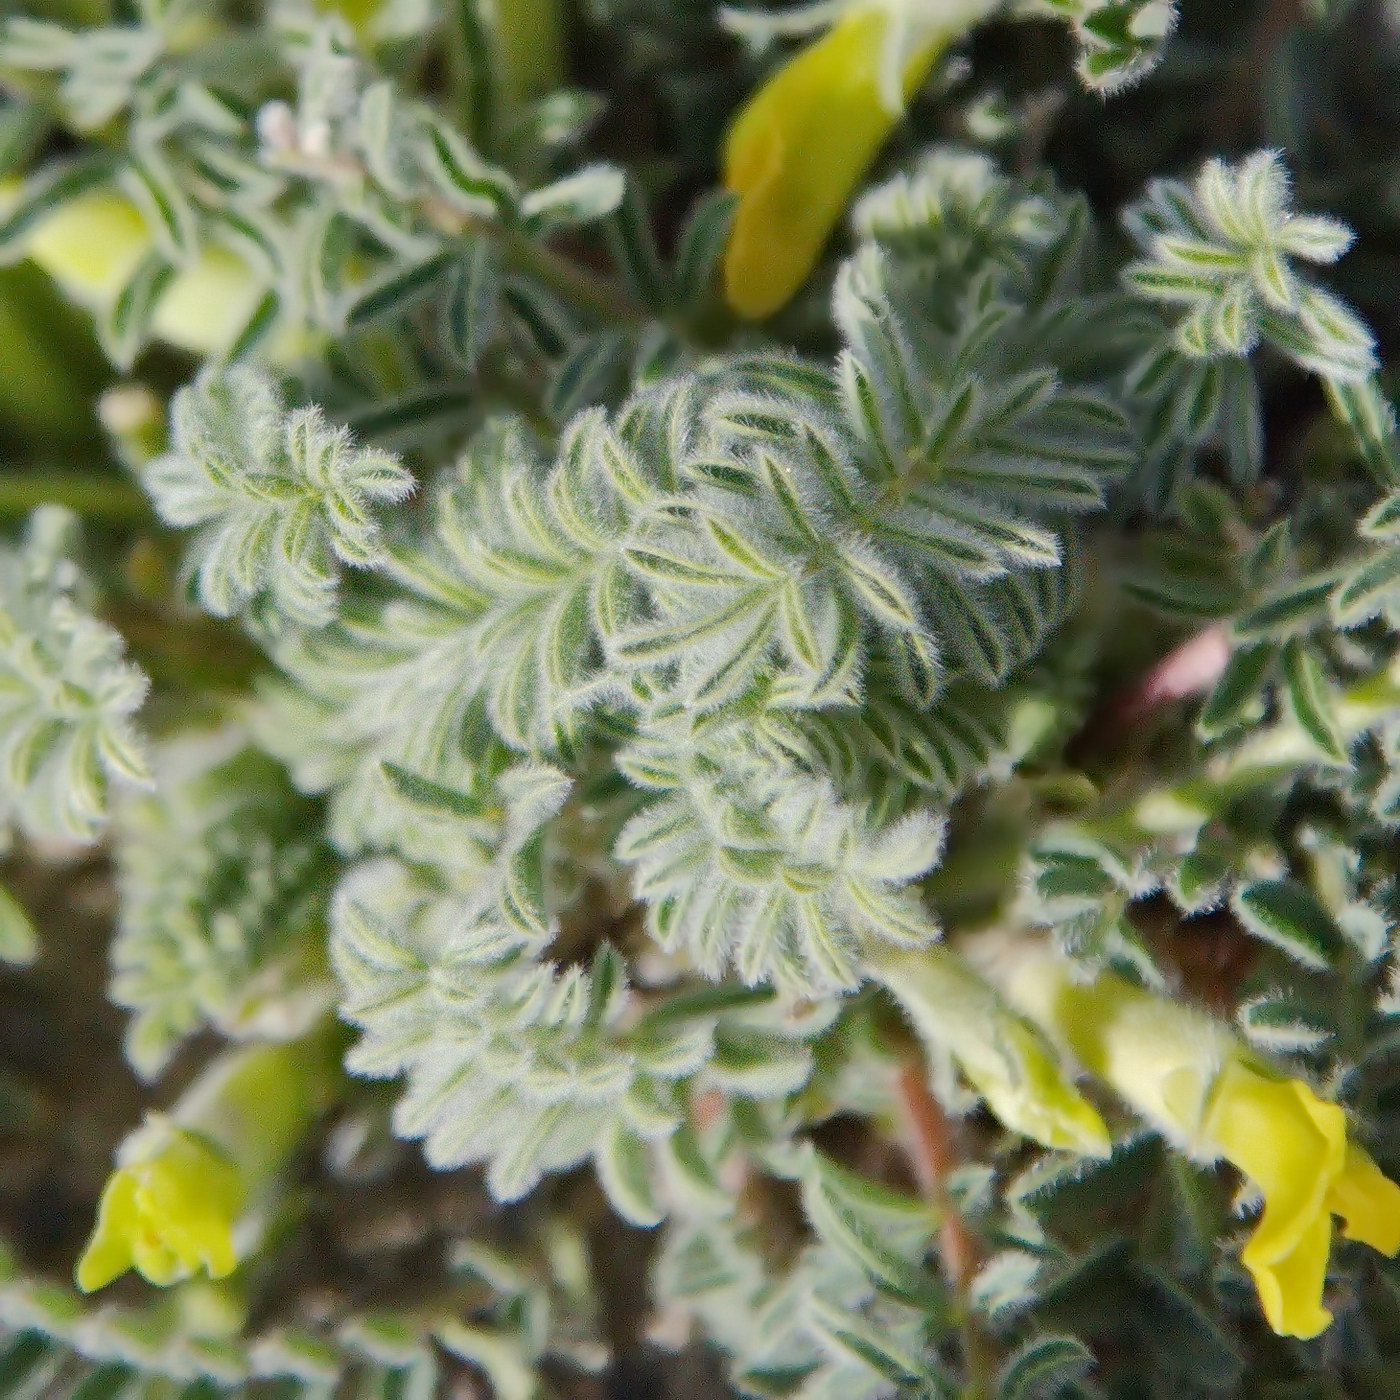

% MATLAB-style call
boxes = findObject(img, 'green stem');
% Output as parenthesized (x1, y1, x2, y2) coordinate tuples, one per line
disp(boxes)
(0, 469, 149, 521)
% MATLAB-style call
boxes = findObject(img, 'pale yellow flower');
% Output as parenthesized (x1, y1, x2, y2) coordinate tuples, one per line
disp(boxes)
(873, 945, 1112, 1158)
(77, 1039, 336, 1292)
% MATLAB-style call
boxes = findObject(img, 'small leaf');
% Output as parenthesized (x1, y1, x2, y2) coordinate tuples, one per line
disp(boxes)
(520, 164, 625, 232)
(1233, 879, 1346, 970)
(1332, 546, 1400, 629)
(603, 178, 666, 309)
(418, 119, 517, 216)
(1197, 642, 1276, 738)
(1281, 639, 1348, 764)
(671, 190, 736, 307)
(598, 1121, 662, 1227)
(346, 250, 453, 327)
(1233, 575, 1334, 639)
(99, 248, 174, 370)
(995, 1335, 1095, 1400)
(805, 1295, 939, 1388)
(120, 143, 197, 265)
(439, 240, 501, 372)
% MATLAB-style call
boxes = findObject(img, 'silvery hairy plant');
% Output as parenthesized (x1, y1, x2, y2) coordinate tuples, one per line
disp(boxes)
(2, 3, 1400, 1400)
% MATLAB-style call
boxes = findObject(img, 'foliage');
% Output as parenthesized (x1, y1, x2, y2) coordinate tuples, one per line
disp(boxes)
(0, 507, 149, 843)
(3, 2, 1400, 1399)
(145, 368, 415, 626)
(109, 734, 337, 1079)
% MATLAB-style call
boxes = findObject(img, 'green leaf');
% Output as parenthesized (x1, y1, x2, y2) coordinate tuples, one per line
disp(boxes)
(380, 762, 480, 820)
(1327, 377, 1400, 488)
(598, 1121, 662, 1227)
(520, 164, 625, 233)
(1237, 993, 1333, 1053)
(1331, 546, 1400, 629)
(1168, 844, 1233, 914)
(418, 119, 517, 215)
(603, 178, 667, 309)
(98, 248, 174, 370)
(439, 240, 500, 372)
(1280, 639, 1348, 764)
(1196, 642, 1276, 738)
(799, 1151, 941, 1307)
(1361, 491, 1400, 542)
(120, 143, 196, 265)
(671, 190, 736, 307)
(346, 250, 453, 327)
(1233, 880, 1346, 970)
(804, 1295, 940, 1389)
(1232, 575, 1334, 639)
(995, 1335, 1095, 1400)
(663, 1125, 732, 1216)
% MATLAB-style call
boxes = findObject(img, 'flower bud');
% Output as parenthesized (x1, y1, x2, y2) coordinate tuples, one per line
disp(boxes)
(873, 944, 1112, 1158)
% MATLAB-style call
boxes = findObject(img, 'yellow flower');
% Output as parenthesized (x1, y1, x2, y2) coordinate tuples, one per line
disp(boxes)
(1201, 1060, 1400, 1338)
(722, 0, 997, 319)
(975, 932, 1400, 1340)
(77, 1038, 338, 1292)
(76, 1119, 245, 1292)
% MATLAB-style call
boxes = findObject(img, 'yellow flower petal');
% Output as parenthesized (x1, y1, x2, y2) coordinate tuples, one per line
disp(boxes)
(76, 1127, 245, 1292)
(74, 1172, 141, 1293)
(723, 7, 940, 319)
(1247, 1210, 1334, 1340)
(1204, 1061, 1347, 1272)
(1328, 1144, 1400, 1256)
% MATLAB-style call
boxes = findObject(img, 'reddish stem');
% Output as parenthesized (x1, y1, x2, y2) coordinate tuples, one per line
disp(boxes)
(894, 1061, 980, 1294)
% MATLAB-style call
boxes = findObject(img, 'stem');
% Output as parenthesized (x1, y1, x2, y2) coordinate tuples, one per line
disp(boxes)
(0, 469, 149, 522)
(895, 1061, 997, 1400)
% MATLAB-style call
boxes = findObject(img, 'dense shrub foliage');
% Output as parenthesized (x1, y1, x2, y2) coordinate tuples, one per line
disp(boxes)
(3, 2, 1400, 1398)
